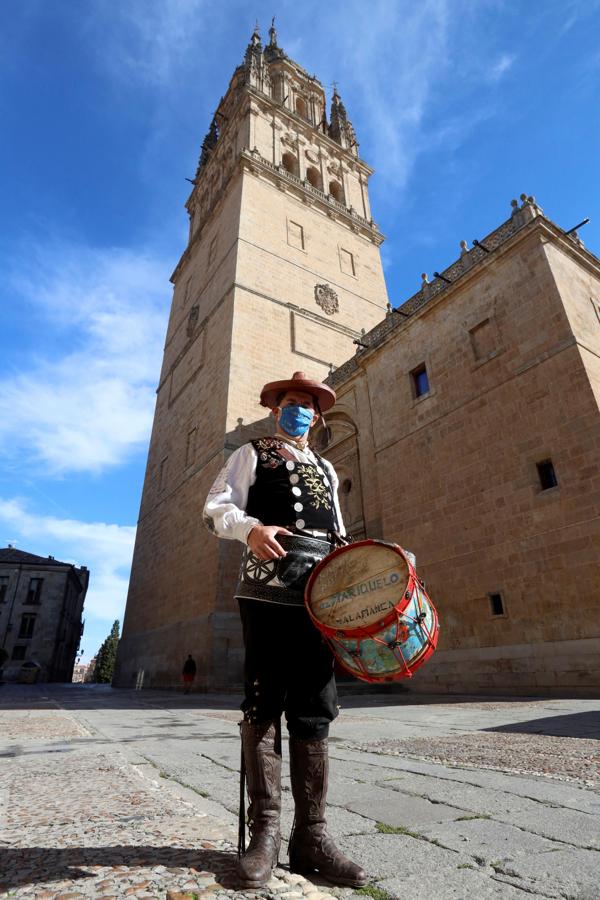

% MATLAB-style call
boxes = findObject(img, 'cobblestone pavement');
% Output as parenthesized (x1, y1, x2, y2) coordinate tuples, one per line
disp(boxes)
(0, 684, 599, 900)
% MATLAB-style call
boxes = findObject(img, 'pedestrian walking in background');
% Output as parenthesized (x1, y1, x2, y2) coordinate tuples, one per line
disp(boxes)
(182, 654, 197, 693)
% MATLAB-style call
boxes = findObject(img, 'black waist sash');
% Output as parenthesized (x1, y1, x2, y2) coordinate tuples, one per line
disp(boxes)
(235, 533, 332, 606)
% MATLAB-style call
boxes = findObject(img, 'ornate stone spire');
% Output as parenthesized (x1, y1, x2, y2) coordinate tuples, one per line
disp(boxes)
(195, 116, 219, 178)
(269, 16, 277, 46)
(328, 86, 358, 152)
(243, 23, 263, 71)
(264, 16, 286, 62)
(242, 23, 272, 92)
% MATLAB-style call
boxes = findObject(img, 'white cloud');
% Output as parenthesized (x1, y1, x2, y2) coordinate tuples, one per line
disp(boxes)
(324, 0, 452, 190)
(0, 242, 169, 474)
(488, 53, 516, 82)
(86, 0, 211, 89)
(0, 497, 136, 642)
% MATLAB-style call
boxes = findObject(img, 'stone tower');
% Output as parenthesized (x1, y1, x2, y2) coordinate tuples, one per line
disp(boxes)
(114, 24, 390, 690)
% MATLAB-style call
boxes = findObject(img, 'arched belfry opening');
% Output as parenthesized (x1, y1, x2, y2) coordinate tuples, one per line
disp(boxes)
(329, 179, 345, 204)
(306, 166, 323, 191)
(295, 96, 309, 120)
(281, 151, 299, 177)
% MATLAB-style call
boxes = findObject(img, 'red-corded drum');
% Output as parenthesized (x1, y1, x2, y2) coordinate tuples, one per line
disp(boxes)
(304, 540, 439, 683)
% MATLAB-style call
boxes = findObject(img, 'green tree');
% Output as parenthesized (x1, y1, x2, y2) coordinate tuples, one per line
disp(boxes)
(93, 620, 120, 684)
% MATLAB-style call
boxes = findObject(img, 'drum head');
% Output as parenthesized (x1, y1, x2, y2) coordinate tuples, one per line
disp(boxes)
(306, 540, 410, 635)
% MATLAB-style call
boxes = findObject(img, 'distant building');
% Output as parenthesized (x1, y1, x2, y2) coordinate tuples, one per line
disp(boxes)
(0, 547, 88, 682)
(84, 656, 97, 682)
(72, 663, 89, 683)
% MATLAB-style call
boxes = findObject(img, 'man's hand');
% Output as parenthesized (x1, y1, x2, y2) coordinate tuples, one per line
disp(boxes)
(247, 524, 293, 560)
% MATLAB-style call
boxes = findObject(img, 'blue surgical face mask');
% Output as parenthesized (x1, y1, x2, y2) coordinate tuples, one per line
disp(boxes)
(279, 404, 314, 437)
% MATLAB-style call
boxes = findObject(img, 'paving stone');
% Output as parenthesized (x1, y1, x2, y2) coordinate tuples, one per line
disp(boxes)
(421, 817, 563, 860)
(376, 868, 538, 899)
(489, 848, 600, 899)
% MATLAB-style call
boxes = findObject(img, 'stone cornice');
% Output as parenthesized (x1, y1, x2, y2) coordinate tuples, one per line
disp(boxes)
(239, 149, 383, 244)
(327, 207, 600, 390)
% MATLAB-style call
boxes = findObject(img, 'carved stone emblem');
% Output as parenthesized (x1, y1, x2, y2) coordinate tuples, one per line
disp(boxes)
(314, 283, 339, 316)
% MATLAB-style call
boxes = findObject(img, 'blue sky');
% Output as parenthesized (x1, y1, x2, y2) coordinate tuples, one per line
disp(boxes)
(1, 0, 599, 664)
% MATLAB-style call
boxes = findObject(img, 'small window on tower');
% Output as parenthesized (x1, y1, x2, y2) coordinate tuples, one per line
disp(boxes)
(287, 220, 305, 250)
(488, 592, 505, 617)
(339, 248, 355, 276)
(185, 427, 197, 467)
(537, 459, 558, 491)
(208, 235, 218, 267)
(0, 576, 9, 603)
(159, 456, 169, 491)
(411, 363, 430, 399)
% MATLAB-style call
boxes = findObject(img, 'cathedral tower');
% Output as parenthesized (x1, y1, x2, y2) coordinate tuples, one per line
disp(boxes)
(114, 25, 390, 689)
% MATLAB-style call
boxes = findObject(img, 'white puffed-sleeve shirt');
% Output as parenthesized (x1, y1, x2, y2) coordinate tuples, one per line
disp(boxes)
(203, 441, 345, 544)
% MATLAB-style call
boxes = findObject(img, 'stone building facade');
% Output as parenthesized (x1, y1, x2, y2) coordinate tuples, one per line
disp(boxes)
(115, 27, 600, 696)
(114, 25, 389, 689)
(0, 547, 88, 682)
(323, 198, 600, 695)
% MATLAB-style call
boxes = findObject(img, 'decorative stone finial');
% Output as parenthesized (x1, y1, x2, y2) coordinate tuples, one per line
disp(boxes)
(269, 16, 278, 46)
(460, 240, 468, 255)
(421, 273, 429, 284)
(328, 85, 358, 152)
(195, 116, 219, 177)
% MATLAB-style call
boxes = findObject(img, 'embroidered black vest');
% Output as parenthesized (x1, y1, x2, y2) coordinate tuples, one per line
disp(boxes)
(246, 437, 336, 532)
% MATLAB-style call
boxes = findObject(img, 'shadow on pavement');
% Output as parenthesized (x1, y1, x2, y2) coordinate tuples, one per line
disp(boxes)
(0, 846, 243, 892)
(487, 710, 600, 739)
(1, 683, 596, 712)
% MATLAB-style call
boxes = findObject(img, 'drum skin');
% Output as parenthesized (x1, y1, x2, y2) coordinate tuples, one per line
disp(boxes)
(305, 540, 439, 684)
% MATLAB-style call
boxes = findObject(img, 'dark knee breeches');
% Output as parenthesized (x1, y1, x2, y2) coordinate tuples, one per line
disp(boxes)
(238, 598, 338, 740)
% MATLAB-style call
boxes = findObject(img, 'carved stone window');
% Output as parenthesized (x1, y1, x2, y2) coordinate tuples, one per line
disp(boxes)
(186, 305, 199, 337)
(208, 235, 218, 267)
(159, 456, 168, 492)
(287, 220, 305, 250)
(185, 427, 197, 467)
(339, 248, 355, 276)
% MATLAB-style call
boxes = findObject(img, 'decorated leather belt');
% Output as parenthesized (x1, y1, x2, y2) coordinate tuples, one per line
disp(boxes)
(235, 533, 332, 606)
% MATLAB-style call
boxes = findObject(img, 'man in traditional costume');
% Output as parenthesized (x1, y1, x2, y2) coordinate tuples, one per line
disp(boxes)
(203, 371, 367, 889)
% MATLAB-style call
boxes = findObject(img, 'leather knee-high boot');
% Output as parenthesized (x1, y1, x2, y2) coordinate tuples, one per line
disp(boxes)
(288, 736, 367, 887)
(237, 720, 282, 888)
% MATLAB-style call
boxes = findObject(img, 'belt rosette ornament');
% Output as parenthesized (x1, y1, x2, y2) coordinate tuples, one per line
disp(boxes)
(314, 283, 339, 316)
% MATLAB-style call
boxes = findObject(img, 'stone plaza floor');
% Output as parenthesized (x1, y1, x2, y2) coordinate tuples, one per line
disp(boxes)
(0, 683, 599, 899)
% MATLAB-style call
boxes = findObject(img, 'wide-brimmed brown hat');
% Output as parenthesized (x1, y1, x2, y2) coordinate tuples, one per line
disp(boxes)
(260, 371, 336, 412)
